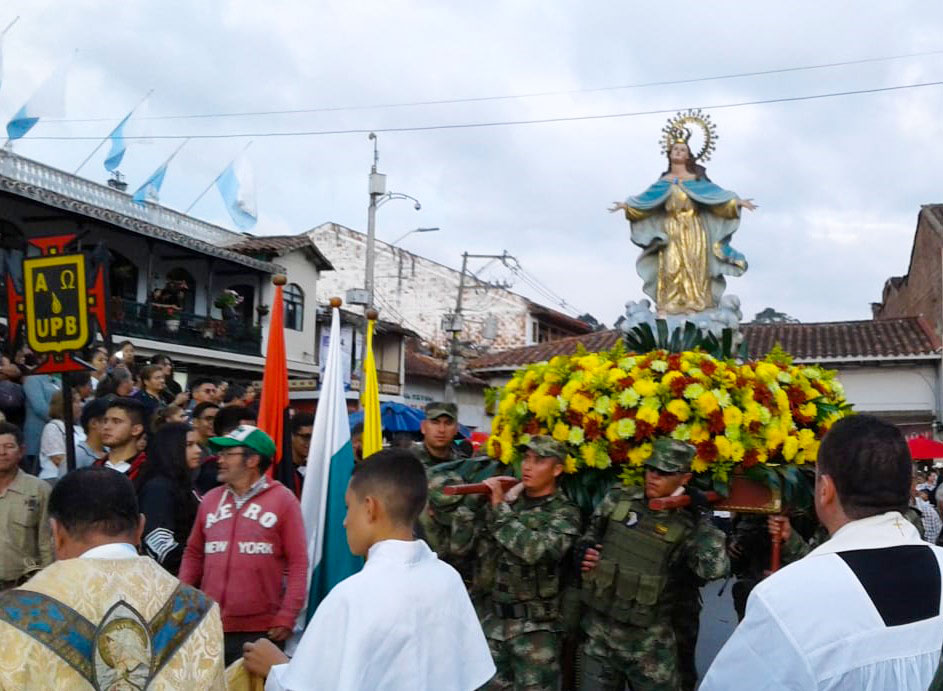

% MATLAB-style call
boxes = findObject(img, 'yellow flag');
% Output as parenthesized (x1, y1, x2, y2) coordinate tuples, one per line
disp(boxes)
(362, 319, 383, 458)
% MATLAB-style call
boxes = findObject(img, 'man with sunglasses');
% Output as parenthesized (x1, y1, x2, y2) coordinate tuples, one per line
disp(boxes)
(577, 438, 728, 691)
(180, 425, 308, 667)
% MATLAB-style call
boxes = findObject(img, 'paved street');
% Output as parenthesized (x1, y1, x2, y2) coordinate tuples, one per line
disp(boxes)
(695, 579, 740, 686)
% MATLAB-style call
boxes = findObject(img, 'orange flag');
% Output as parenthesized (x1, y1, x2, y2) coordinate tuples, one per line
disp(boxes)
(258, 281, 295, 490)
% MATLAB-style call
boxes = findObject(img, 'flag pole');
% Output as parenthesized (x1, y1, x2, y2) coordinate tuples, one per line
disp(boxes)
(184, 140, 252, 213)
(2, 16, 20, 36)
(73, 88, 154, 175)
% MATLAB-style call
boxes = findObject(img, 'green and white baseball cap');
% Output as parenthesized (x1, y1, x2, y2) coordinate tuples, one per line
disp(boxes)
(209, 424, 277, 459)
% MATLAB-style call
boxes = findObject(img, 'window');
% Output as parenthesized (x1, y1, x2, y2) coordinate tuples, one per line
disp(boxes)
(285, 283, 304, 331)
(110, 251, 140, 301)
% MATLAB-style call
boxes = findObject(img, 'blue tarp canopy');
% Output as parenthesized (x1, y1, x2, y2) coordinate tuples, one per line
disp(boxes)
(348, 401, 470, 437)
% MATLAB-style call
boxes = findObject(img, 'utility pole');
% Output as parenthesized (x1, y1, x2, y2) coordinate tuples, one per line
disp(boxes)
(443, 251, 512, 402)
(365, 132, 383, 310)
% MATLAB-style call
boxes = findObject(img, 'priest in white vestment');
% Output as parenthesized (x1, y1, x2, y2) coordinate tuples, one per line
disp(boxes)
(702, 416, 943, 690)
(244, 448, 495, 691)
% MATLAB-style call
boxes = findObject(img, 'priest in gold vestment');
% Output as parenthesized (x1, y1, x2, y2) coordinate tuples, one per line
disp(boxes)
(0, 468, 225, 690)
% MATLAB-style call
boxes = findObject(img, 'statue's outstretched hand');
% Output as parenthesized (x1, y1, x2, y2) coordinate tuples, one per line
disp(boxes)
(739, 198, 758, 211)
(608, 202, 628, 213)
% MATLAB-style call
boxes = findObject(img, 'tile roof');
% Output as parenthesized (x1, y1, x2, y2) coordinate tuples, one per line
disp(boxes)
(741, 318, 940, 360)
(467, 317, 940, 372)
(468, 330, 621, 371)
(405, 351, 488, 386)
(228, 234, 333, 270)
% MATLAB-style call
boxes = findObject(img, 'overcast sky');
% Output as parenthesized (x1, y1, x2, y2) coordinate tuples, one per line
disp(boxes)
(3, 1, 942, 327)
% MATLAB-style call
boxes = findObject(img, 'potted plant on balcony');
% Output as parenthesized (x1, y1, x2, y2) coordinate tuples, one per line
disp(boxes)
(214, 289, 244, 320)
(256, 304, 270, 317)
(154, 304, 182, 333)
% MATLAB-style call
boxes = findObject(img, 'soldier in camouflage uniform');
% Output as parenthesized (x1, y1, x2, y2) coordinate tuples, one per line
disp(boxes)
(480, 436, 582, 690)
(578, 439, 729, 691)
(414, 402, 467, 568)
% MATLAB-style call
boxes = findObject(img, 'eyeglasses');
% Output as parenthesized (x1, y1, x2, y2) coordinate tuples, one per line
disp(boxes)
(218, 450, 246, 460)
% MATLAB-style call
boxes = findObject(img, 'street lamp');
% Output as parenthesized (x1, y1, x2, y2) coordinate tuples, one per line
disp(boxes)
(391, 226, 440, 246)
(364, 132, 421, 311)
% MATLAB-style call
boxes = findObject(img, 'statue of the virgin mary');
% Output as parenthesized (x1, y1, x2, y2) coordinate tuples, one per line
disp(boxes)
(611, 110, 757, 316)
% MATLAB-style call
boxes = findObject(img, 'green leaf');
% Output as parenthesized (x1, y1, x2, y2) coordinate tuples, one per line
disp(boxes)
(721, 328, 733, 358)
(656, 319, 670, 349)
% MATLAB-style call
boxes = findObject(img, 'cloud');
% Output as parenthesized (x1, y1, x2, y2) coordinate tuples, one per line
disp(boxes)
(2, 0, 942, 331)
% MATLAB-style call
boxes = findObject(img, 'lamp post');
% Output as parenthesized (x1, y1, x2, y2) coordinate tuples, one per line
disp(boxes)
(364, 132, 421, 311)
(391, 226, 440, 247)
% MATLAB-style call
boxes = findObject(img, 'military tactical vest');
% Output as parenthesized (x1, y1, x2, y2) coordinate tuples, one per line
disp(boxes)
(492, 495, 567, 621)
(582, 493, 694, 626)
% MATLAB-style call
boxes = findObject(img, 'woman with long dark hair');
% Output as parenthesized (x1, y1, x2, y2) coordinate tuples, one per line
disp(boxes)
(136, 422, 202, 575)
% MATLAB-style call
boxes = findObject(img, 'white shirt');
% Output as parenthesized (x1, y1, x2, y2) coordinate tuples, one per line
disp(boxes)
(266, 539, 495, 691)
(38, 420, 86, 480)
(701, 512, 943, 690)
(79, 542, 138, 559)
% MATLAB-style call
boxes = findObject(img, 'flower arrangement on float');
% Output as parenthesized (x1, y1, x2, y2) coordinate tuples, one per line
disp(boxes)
(485, 343, 852, 509)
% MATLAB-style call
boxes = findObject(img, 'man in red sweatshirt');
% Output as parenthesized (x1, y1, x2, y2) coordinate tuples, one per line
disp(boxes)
(179, 425, 308, 666)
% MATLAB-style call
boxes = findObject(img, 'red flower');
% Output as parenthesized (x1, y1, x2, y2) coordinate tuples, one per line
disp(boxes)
(584, 417, 602, 441)
(524, 418, 540, 435)
(708, 410, 726, 435)
(611, 406, 631, 421)
(667, 354, 682, 371)
(786, 386, 805, 406)
(669, 376, 688, 398)
(742, 448, 759, 468)
(754, 386, 774, 407)
(701, 360, 717, 376)
(547, 384, 562, 397)
(492, 440, 502, 459)
(566, 411, 584, 427)
(696, 440, 718, 462)
(634, 420, 655, 440)
(610, 441, 630, 463)
(657, 411, 679, 434)
(749, 420, 762, 434)
(618, 376, 634, 390)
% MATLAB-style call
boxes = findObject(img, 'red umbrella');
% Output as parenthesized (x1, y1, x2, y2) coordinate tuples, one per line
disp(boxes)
(907, 436, 943, 461)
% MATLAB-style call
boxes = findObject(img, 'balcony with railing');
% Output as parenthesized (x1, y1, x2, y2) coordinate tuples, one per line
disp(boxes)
(109, 298, 262, 356)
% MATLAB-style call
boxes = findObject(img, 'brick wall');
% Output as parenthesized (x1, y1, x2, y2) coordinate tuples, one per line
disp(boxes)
(310, 222, 543, 351)
(874, 207, 943, 338)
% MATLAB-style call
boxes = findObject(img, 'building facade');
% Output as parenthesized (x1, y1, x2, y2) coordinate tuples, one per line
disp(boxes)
(308, 222, 591, 352)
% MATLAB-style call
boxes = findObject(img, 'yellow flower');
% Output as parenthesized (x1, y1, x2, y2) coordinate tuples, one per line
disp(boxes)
(628, 442, 653, 466)
(594, 395, 612, 416)
(568, 427, 585, 445)
(765, 425, 785, 451)
(800, 402, 817, 418)
(569, 393, 593, 414)
(560, 380, 582, 401)
(797, 428, 816, 450)
(498, 394, 517, 416)
(618, 389, 640, 408)
(782, 435, 799, 461)
(637, 406, 659, 426)
(528, 393, 558, 421)
(691, 458, 709, 473)
(690, 423, 710, 443)
(505, 377, 522, 393)
(666, 399, 691, 422)
(552, 421, 570, 442)
(729, 440, 745, 463)
(662, 371, 684, 388)
(633, 379, 658, 398)
(774, 388, 790, 415)
(722, 406, 743, 428)
(712, 389, 733, 409)
(580, 444, 598, 468)
(695, 391, 719, 416)
(617, 418, 637, 439)
(684, 383, 706, 401)
(755, 448, 768, 464)
(755, 362, 779, 382)
(564, 455, 578, 473)
(606, 423, 621, 443)
(714, 436, 732, 459)
(607, 368, 628, 386)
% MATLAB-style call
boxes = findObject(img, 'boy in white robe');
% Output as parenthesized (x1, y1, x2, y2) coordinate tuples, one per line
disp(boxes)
(243, 447, 496, 690)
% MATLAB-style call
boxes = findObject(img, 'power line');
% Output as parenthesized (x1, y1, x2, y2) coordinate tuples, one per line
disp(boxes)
(18, 79, 943, 141)
(45, 48, 943, 124)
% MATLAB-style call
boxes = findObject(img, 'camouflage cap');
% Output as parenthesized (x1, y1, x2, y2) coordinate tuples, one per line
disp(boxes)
(521, 435, 568, 461)
(425, 401, 458, 420)
(644, 438, 696, 473)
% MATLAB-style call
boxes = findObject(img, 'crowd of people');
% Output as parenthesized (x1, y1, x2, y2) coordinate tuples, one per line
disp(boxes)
(4, 331, 943, 689)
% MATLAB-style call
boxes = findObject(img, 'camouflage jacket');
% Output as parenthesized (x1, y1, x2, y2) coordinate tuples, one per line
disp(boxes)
(581, 484, 729, 602)
(483, 490, 582, 639)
